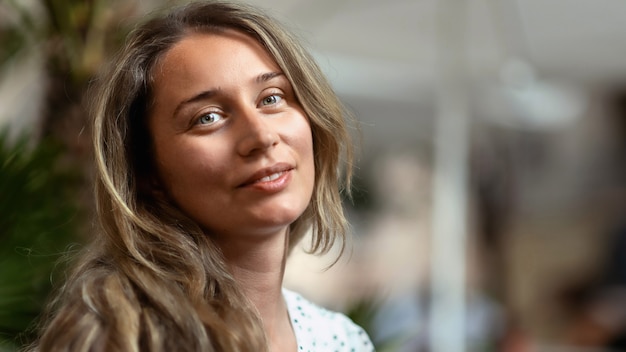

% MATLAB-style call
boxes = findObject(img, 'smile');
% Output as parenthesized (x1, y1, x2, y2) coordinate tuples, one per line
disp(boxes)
(256, 171, 284, 183)
(240, 169, 293, 193)
(239, 163, 295, 188)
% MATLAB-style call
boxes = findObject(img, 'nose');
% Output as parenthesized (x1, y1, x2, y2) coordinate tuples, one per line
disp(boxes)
(235, 109, 279, 156)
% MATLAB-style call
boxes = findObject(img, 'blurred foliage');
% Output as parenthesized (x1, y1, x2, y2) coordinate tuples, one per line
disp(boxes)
(0, 0, 143, 159)
(0, 131, 82, 350)
(0, 0, 139, 81)
(0, 1, 147, 350)
(0, 1, 148, 350)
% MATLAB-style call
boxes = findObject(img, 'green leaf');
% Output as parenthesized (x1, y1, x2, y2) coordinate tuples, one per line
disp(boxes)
(0, 131, 82, 349)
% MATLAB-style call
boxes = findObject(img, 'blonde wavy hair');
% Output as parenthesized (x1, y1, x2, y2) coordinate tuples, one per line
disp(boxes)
(30, 1, 353, 351)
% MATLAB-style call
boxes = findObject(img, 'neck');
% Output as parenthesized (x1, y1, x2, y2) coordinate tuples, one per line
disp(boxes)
(217, 228, 296, 351)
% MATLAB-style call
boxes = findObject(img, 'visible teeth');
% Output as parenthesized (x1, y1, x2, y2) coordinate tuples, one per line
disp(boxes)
(258, 172, 282, 182)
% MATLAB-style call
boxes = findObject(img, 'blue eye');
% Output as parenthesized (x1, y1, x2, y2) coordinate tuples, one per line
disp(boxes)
(198, 112, 221, 125)
(261, 95, 282, 106)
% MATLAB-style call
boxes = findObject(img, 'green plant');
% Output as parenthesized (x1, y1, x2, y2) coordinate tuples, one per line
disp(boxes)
(0, 131, 82, 350)
(0, 0, 144, 172)
(0, 2, 145, 350)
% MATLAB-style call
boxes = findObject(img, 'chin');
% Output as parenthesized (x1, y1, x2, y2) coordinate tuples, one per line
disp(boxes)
(252, 200, 309, 229)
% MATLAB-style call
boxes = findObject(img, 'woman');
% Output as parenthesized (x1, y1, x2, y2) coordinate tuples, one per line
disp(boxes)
(31, 1, 373, 351)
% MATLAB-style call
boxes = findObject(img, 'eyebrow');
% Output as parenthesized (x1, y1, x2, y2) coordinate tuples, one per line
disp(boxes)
(172, 71, 285, 119)
(256, 71, 284, 83)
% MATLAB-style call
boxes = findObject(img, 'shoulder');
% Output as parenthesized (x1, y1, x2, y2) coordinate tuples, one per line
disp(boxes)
(283, 288, 375, 352)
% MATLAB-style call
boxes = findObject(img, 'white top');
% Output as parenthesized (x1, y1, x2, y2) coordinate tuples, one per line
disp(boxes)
(283, 288, 375, 352)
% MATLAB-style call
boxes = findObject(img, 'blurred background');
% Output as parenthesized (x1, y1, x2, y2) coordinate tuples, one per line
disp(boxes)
(1, 0, 626, 351)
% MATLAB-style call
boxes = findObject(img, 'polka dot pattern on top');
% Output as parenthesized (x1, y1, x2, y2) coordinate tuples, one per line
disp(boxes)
(283, 288, 375, 352)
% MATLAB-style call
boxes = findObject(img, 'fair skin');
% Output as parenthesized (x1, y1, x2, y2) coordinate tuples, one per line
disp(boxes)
(148, 30, 315, 352)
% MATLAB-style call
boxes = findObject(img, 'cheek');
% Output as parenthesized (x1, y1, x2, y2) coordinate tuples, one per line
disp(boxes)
(155, 154, 231, 228)
(294, 115, 314, 154)
(299, 126, 316, 190)
(301, 130, 314, 160)
(292, 122, 314, 169)
(154, 142, 223, 197)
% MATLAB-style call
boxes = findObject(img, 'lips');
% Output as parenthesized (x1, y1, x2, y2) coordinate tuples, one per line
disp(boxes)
(238, 163, 294, 187)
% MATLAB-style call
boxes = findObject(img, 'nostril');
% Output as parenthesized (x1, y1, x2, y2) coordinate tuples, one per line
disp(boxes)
(237, 128, 279, 156)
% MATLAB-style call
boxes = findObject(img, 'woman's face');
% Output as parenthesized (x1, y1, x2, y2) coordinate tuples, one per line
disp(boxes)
(147, 30, 315, 242)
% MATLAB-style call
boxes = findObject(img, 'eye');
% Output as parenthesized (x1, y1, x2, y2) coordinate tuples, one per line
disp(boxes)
(261, 94, 282, 106)
(197, 112, 222, 125)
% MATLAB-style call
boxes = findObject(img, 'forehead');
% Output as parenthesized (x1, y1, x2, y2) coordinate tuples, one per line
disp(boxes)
(147, 29, 287, 121)
(152, 30, 279, 85)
